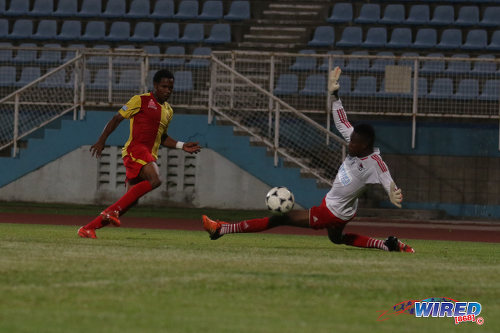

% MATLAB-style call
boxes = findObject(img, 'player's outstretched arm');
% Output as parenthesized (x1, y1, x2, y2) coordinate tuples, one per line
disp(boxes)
(90, 112, 125, 158)
(161, 135, 201, 154)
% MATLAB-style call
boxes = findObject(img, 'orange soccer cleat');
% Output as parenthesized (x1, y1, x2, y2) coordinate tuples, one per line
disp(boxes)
(384, 236, 415, 253)
(101, 210, 121, 227)
(202, 215, 228, 240)
(78, 227, 97, 239)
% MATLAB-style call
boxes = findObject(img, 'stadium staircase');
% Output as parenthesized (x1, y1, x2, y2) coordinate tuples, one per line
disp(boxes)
(239, 0, 328, 51)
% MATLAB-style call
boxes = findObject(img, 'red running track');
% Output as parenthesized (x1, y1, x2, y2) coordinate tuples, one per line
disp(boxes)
(1, 213, 499, 243)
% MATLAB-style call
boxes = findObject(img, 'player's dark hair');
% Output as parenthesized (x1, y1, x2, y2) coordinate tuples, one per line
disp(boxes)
(153, 69, 174, 83)
(353, 123, 375, 148)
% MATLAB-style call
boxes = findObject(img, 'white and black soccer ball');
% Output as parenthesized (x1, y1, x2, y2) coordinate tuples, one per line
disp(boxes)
(265, 186, 295, 214)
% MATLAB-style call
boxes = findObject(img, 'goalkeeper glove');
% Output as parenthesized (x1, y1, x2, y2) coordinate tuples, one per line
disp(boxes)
(389, 181, 403, 208)
(328, 66, 342, 99)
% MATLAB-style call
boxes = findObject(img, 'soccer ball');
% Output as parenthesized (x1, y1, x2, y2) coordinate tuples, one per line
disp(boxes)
(265, 186, 295, 214)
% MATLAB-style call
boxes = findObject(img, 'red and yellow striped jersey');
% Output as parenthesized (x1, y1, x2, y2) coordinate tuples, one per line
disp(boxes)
(119, 92, 173, 160)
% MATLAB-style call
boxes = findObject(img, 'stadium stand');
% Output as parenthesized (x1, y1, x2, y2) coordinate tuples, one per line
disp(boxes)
(0, 66, 16, 87)
(199, 0, 223, 20)
(57, 21, 81, 41)
(380, 4, 405, 24)
(462, 29, 488, 50)
(162, 46, 186, 67)
(150, 0, 174, 19)
(30, 0, 53, 17)
(178, 23, 204, 43)
(104, 22, 131, 42)
(327, 3, 352, 23)
(5, 0, 30, 16)
(299, 74, 326, 96)
(53, 0, 77, 17)
(318, 50, 345, 72)
(455, 6, 480, 26)
(308, 26, 335, 47)
(81, 21, 106, 42)
(412, 28, 437, 49)
(129, 22, 155, 43)
(351, 76, 377, 97)
(36, 44, 62, 65)
(429, 5, 455, 26)
(363, 27, 387, 48)
(488, 31, 500, 51)
(175, 0, 199, 20)
(274, 74, 298, 96)
(454, 79, 479, 100)
(0, 19, 8, 39)
(406, 5, 430, 25)
(336, 27, 362, 47)
(186, 47, 211, 68)
(15, 66, 41, 87)
(103, 0, 127, 18)
(428, 78, 453, 99)
(125, 0, 150, 18)
(224, 1, 250, 21)
(78, 0, 102, 17)
(290, 50, 316, 71)
(387, 28, 412, 49)
(32, 20, 57, 40)
(437, 29, 462, 50)
(173, 70, 194, 92)
(156, 22, 179, 43)
(8, 19, 33, 40)
(355, 3, 380, 24)
(205, 24, 231, 44)
(446, 54, 471, 74)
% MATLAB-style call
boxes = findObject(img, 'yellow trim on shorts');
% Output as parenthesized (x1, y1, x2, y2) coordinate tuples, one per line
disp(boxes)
(128, 153, 148, 165)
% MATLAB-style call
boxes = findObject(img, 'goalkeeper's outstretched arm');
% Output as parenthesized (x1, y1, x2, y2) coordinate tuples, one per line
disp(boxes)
(330, 67, 354, 142)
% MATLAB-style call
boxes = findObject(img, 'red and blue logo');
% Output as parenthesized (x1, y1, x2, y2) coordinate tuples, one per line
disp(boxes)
(377, 297, 484, 325)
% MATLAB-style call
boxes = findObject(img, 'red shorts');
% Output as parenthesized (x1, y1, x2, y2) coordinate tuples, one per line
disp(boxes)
(309, 197, 353, 230)
(123, 145, 156, 182)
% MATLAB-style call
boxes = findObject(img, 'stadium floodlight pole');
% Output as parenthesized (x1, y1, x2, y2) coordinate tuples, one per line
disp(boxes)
(411, 58, 419, 149)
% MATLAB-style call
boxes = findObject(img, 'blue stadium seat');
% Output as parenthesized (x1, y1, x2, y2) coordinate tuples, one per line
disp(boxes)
(436, 29, 462, 50)
(0, 0, 5, 15)
(345, 51, 370, 72)
(412, 28, 437, 49)
(151, 0, 174, 19)
(327, 3, 352, 23)
(179, 23, 204, 43)
(0, 66, 16, 87)
(0, 19, 8, 39)
(54, 0, 77, 17)
(126, 0, 150, 18)
(104, 22, 130, 42)
(387, 28, 412, 48)
(224, 1, 250, 21)
(173, 71, 193, 92)
(479, 80, 500, 101)
(480, 7, 500, 27)
(57, 21, 81, 41)
(162, 46, 185, 67)
(155, 23, 179, 43)
(113, 45, 141, 66)
(370, 52, 395, 72)
(446, 54, 471, 74)
(16, 66, 41, 86)
(336, 27, 362, 47)
(318, 50, 345, 72)
(6, 0, 29, 16)
(116, 69, 141, 90)
(428, 78, 453, 99)
(454, 79, 479, 100)
(81, 21, 105, 41)
(406, 5, 430, 25)
(455, 6, 479, 26)
(9, 19, 33, 39)
(103, 0, 126, 18)
(429, 5, 454, 26)
(186, 47, 211, 68)
(32, 20, 57, 40)
(398, 52, 419, 68)
(339, 75, 351, 95)
(299, 74, 326, 96)
(36, 43, 62, 64)
(205, 24, 231, 44)
(78, 0, 102, 17)
(462, 30, 487, 50)
(355, 4, 380, 24)
(351, 76, 377, 97)
(487, 31, 500, 51)
(379, 4, 404, 24)
(175, 0, 198, 20)
(129, 22, 155, 42)
(142, 45, 160, 64)
(86, 45, 110, 65)
(199, 0, 223, 20)
(363, 27, 386, 48)
(290, 50, 316, 71)
(308, 26, 335, 47)
(472, 55, 496, 75)
(40, 68, 71, 88)
(90, 68, 116, 90)
(415, 78, 428, 97)
(274, 74, 298, 95)
(420, 53, 445, 74)
(29, 0, 53, 17)
(61, 44, 84, 63)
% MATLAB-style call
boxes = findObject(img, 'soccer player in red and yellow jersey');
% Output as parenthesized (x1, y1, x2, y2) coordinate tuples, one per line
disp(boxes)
(78, 70, 201, 238)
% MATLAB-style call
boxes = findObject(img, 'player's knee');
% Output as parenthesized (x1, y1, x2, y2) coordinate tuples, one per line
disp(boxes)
(269, 214, 291, 227)
(328, 230, 343, 244)
(149, 177, 162, 189)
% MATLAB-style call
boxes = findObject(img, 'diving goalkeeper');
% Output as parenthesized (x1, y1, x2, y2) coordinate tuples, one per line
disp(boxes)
(202, 67, 414, 253)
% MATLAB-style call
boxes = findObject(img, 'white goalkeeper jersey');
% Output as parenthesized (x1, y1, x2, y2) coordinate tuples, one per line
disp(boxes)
(325, 100, 396, 221)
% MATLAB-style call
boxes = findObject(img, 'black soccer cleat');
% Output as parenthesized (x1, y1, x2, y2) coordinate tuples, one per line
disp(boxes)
(384, 235, 415, 253)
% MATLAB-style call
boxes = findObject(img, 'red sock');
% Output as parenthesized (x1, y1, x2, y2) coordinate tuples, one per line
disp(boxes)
(84, 180, 153, 230)
(84, 216, 108, 230)
(220, 217, 270, 235)
(342, 233, 389, 251)
(107, 180, 153, 214)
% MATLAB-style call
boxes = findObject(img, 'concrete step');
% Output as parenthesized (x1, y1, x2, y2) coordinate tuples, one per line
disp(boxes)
(269, 3, 323, 10)
(249, 26, 307, 34)
(237, 41, 303, 50)
(262, 10, 320, 17)
(356, 208, 448, 220)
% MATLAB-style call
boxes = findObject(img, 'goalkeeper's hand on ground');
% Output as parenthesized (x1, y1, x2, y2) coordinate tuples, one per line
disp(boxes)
(328, 66, 342, 98)
(389, 181, 403, 208)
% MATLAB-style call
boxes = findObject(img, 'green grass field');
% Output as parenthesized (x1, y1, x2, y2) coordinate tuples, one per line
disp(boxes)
(0, 223, 498, 333)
